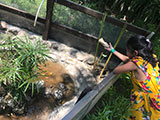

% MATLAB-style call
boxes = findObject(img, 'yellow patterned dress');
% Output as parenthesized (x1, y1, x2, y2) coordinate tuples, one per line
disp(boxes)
(128, 56, 160, 120)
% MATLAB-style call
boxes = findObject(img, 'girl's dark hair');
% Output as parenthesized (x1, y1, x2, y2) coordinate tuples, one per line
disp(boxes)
(126, 35, 157, 67)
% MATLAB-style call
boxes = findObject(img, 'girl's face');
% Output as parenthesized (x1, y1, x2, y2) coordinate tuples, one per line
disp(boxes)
(126, 48, 138, 58)
(126, 48, 134, 58)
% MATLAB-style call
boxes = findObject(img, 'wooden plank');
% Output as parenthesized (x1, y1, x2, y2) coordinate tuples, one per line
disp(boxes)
(51, 23, 124, 51)
(42, 0, 55, 40)
(56, 0, 102, 19)
(56, 0, 151, 36)
(51, 22, 98, 41)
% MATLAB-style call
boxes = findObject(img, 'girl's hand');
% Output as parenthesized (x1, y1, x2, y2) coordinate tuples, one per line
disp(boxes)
(104, 42, 113, 52)
(98, 38, 115, 53)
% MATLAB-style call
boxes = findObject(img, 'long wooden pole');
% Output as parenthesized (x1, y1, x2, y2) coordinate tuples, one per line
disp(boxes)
(97, 24, 127, 83)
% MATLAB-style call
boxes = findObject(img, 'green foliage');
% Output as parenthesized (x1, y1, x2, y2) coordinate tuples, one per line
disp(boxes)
(85, 95, 130, 120)
(85, 73, 132, 120)
(153, 36, 160, 59)
(0, 0, 47, 18)
(70, 0, 160, 59)
(0, 34, 52, 101)
(72, 0, 160, 26)
(71, 0, 160, 44)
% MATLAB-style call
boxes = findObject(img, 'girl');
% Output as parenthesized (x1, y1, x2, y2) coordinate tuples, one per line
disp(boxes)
(105, 35, 160, 120)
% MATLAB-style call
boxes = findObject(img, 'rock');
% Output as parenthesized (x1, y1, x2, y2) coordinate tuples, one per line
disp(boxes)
(0, 22, 103, 118)
(42, 41, 52, 48)
(0, 97, 3, 103)
(29, 35, 38, 41)
(36, 80, 45, 88)
(36, 80, 45, 94)
(0, 97, 4, 111)
(58, 83, 67, 92)
(76, 52, 85, 61)
(51, 43, 59, 50)
(86, 57, 94, 65)
(53, 88, 64, 100)
(0, 21, 7, 30)
(45, 87, 55, 98)
(17, 30, 26, 37)
(0, 86, 6, 96)
(12, 105, 25, 115)
(6, 99, 15, 108)
(108, 61, 118, 71)
(7, 26, 20, 35)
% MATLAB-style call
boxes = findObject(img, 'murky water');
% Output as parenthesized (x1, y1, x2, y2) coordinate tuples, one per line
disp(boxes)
(39, 61, 68, 88)
(0, 61, 76, 120)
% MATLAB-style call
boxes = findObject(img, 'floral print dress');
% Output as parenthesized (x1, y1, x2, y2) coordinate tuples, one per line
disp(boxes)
(128, 56, 160, 120)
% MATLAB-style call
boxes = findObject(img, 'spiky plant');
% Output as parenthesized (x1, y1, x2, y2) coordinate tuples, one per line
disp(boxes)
(0, 34, 52, 102)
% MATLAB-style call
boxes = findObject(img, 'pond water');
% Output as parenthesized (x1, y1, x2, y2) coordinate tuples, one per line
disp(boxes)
(0, 61, 76, 120)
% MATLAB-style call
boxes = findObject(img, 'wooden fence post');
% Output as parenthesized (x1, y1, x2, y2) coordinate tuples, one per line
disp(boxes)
(42, 0, 55, 40)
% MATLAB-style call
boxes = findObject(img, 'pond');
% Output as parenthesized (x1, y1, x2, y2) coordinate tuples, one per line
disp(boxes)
(0, 21, 109, 120)
(0, 61, 76, 120)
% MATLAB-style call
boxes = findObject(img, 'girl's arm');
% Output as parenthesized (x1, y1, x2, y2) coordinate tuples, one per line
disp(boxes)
(105, 42, 129, 62)
(113, 61, 137, 74)
(112, 50, 129, 62)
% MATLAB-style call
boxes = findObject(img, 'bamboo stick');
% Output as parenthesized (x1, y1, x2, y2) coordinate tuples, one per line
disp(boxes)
(97, 23, 127, 83)
(93, 13, 107, 70)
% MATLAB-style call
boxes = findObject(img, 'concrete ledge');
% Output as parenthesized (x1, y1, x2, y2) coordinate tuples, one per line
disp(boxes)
(62, 72, 120, 120)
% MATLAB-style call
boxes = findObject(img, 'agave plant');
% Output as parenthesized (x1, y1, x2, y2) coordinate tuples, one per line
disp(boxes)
(0, 34, 52, 101)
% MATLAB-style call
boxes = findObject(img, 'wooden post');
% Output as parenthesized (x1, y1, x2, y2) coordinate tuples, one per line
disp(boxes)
(42, 0, 54, 40)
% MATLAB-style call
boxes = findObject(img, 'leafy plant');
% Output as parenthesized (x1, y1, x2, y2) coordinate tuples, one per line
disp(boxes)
(0, 34, 52, 101)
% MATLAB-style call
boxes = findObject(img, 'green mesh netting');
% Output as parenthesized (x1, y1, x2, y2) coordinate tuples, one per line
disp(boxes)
(0, 1, 138, 49)
(0, 0, 46, 18)
(52, 3, 136, 50)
